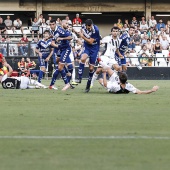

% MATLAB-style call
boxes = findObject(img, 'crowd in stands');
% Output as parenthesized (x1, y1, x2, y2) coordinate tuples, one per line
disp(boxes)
(0, 14, 170, 67)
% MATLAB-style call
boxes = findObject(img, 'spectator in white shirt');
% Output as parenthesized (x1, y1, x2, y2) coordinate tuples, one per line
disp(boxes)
(140, 21, 148, 34)
(4, 15, 12, 30)
(148, 16, 157, 28)
(160, 36, 169, 50)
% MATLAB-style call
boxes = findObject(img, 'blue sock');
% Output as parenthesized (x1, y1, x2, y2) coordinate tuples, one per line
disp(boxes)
(67, 64, 73, 83)
(50, 67, 59, 86)
(60, 69, 68, 84)
(87, 70, 95, 85)
(64, 65, 69, 74)
(38, 70, 44, 83)
(78, 62, 85, 80)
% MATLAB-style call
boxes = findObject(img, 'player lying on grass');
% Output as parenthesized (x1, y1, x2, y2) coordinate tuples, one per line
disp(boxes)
(0, 61, 47, 89)
(99, 68, 159, 94)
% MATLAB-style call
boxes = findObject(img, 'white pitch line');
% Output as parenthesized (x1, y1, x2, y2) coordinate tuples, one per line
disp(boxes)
(0, 136, 170, 140)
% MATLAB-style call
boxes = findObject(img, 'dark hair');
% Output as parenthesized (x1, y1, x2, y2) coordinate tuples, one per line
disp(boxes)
(111, 26, 119, 32)
(50, 19, 56, 23)
(44, 30, 50, 34)
(85, 19, 93, 26)
(119, 72, 128, 84)
(0, 62, 3, 69)
(156, 38, 160, 41)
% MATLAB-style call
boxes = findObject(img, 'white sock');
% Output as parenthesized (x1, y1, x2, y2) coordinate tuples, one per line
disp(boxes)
(30, 80, 46, 88)
(91, 72, 98, 86)
(72, 68, 75, 82)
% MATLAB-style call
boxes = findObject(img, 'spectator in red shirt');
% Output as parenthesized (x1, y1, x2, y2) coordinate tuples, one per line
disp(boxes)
(21, 34, 29, 43)
(72, 13, 82, 25)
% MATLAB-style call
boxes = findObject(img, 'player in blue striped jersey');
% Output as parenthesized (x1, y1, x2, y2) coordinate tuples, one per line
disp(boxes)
(49, 19, 73, 91)
(35, 30, 55, 83)
(76, 19, 100, 92)
(115, 26, 135, 72)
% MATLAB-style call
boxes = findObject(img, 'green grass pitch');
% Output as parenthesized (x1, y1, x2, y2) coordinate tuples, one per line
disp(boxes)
(0, 79, 170, 170)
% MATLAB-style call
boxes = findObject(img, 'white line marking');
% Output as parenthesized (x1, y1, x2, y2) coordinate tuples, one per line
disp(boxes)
(0, 136, 170, 140)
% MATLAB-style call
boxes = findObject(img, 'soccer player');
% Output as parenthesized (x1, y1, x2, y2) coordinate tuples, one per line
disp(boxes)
(115, 26, 135, 72)
(35, 30, 55, 83)
(75, 19, 100, 92)
(99, 68, 159, 94)
(0, 61, 47, 89)
(91, 26, 121, 88)
(49, 19, 73, 91)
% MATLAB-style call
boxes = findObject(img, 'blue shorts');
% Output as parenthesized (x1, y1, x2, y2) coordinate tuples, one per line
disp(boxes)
(60, 48, 71, 64)
(82, 45, 99, 65)
(54, 47, 61, 57)
(38, 55, 48, 68)
(115, 53, 126, 66)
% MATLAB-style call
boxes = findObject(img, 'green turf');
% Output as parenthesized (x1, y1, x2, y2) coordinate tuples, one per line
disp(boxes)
(0, 80, 170, 170)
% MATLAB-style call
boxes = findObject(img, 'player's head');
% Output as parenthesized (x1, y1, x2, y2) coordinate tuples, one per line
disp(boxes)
(61, 20, 69, 29)
(85, 19, 93, 31)
(68, 25, 73, 32)
(111, 26, 119, 37)
(43, 30, 50, 39)
(129, 26, 135, 36)
(50, 19, 57, 30)
(119, 72, 128, 84)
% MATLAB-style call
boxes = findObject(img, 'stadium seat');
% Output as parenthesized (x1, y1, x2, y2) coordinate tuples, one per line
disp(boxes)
(130, 53, 140, 65)
(6, 29, 14, 35)
(135, 46, 141, 53)
(162, 50, 169, 57)
(22, 27, 31, 35)
(14, 29, 22, 35)
(156, 53, 168, 67)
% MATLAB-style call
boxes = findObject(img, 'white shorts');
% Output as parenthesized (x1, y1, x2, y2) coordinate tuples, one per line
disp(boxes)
(69, 51, 74, 62)
(100, 55, 118, 68)
(20, 76, 30, 89)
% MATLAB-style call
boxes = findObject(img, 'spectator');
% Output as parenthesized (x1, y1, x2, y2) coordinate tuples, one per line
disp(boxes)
(0, 17, 6, 35)
(153, 38, 162, 54)
(46, 16, 52, 26)
(156, 19, 166, 32)
(0, 35, 6, 56)
(117, 19, 123, 29)
(138, 44, 151, 66)
(39, 18, 47, 35)
(37, 14, 43, 24)
(18, 35, 28, 56)
(72, 13, 82, 25)
(151, 35, 157, 45)
(131, 16, 138, 27)
(18, 57, 27, 75)
(148, 16, 157, 28)
(73, 20, 81, 33)
(124, 19, 130, 28)
(65, 15, 72, 25)
(160, 36, 169, 50)
(56, 18, 61, 25)
(147, 27, 156, 39)
(146, 39, 153, 54)
(31, 17, 40, 39)
(140, 21, 148, 34)
(157, 27, 166, 38)
(128, 36, 136, 53)
(133, 30, 141, 45)
(139, 16, 146, 26)
(141, 34, 148, 45)
(165, 20, 170, 35)
(30, 38, 38, 56)
(13, 17, 22, 32)
(122, 23, 129, 32)
(4, 15, 12, 30)
(26, 57, 38, 79)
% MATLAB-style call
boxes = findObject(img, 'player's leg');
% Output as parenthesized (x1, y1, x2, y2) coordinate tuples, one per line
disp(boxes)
(91, 55, 109, 88)
(38, 57, 46, 83)
(20, 76, 30, 89)
(59, 49, 71, 91)
(30, 79, 47, 89)
(121, 57, 127, 72)
(76, 47, 89, 83)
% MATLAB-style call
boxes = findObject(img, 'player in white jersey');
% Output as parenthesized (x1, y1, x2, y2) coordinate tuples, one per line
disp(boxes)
(68, 25, 82, 85)
(99, 69, 159, 94)
(0, 62, 47, 89)
(91, 26, 121, 88)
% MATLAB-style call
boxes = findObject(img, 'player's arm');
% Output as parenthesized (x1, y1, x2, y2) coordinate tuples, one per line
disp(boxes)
(45, 48, 54, 62)
(35, 48, 42, 57)
(116, 48, 124, 59)
(135, 86, 159, 94)
(57, 36, 72, 41)
(51, 40, 59, 48)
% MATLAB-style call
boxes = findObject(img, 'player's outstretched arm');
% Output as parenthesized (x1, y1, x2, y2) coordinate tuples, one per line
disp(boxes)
(3, 62, 13, 77)
(135, 86, 159, 94)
